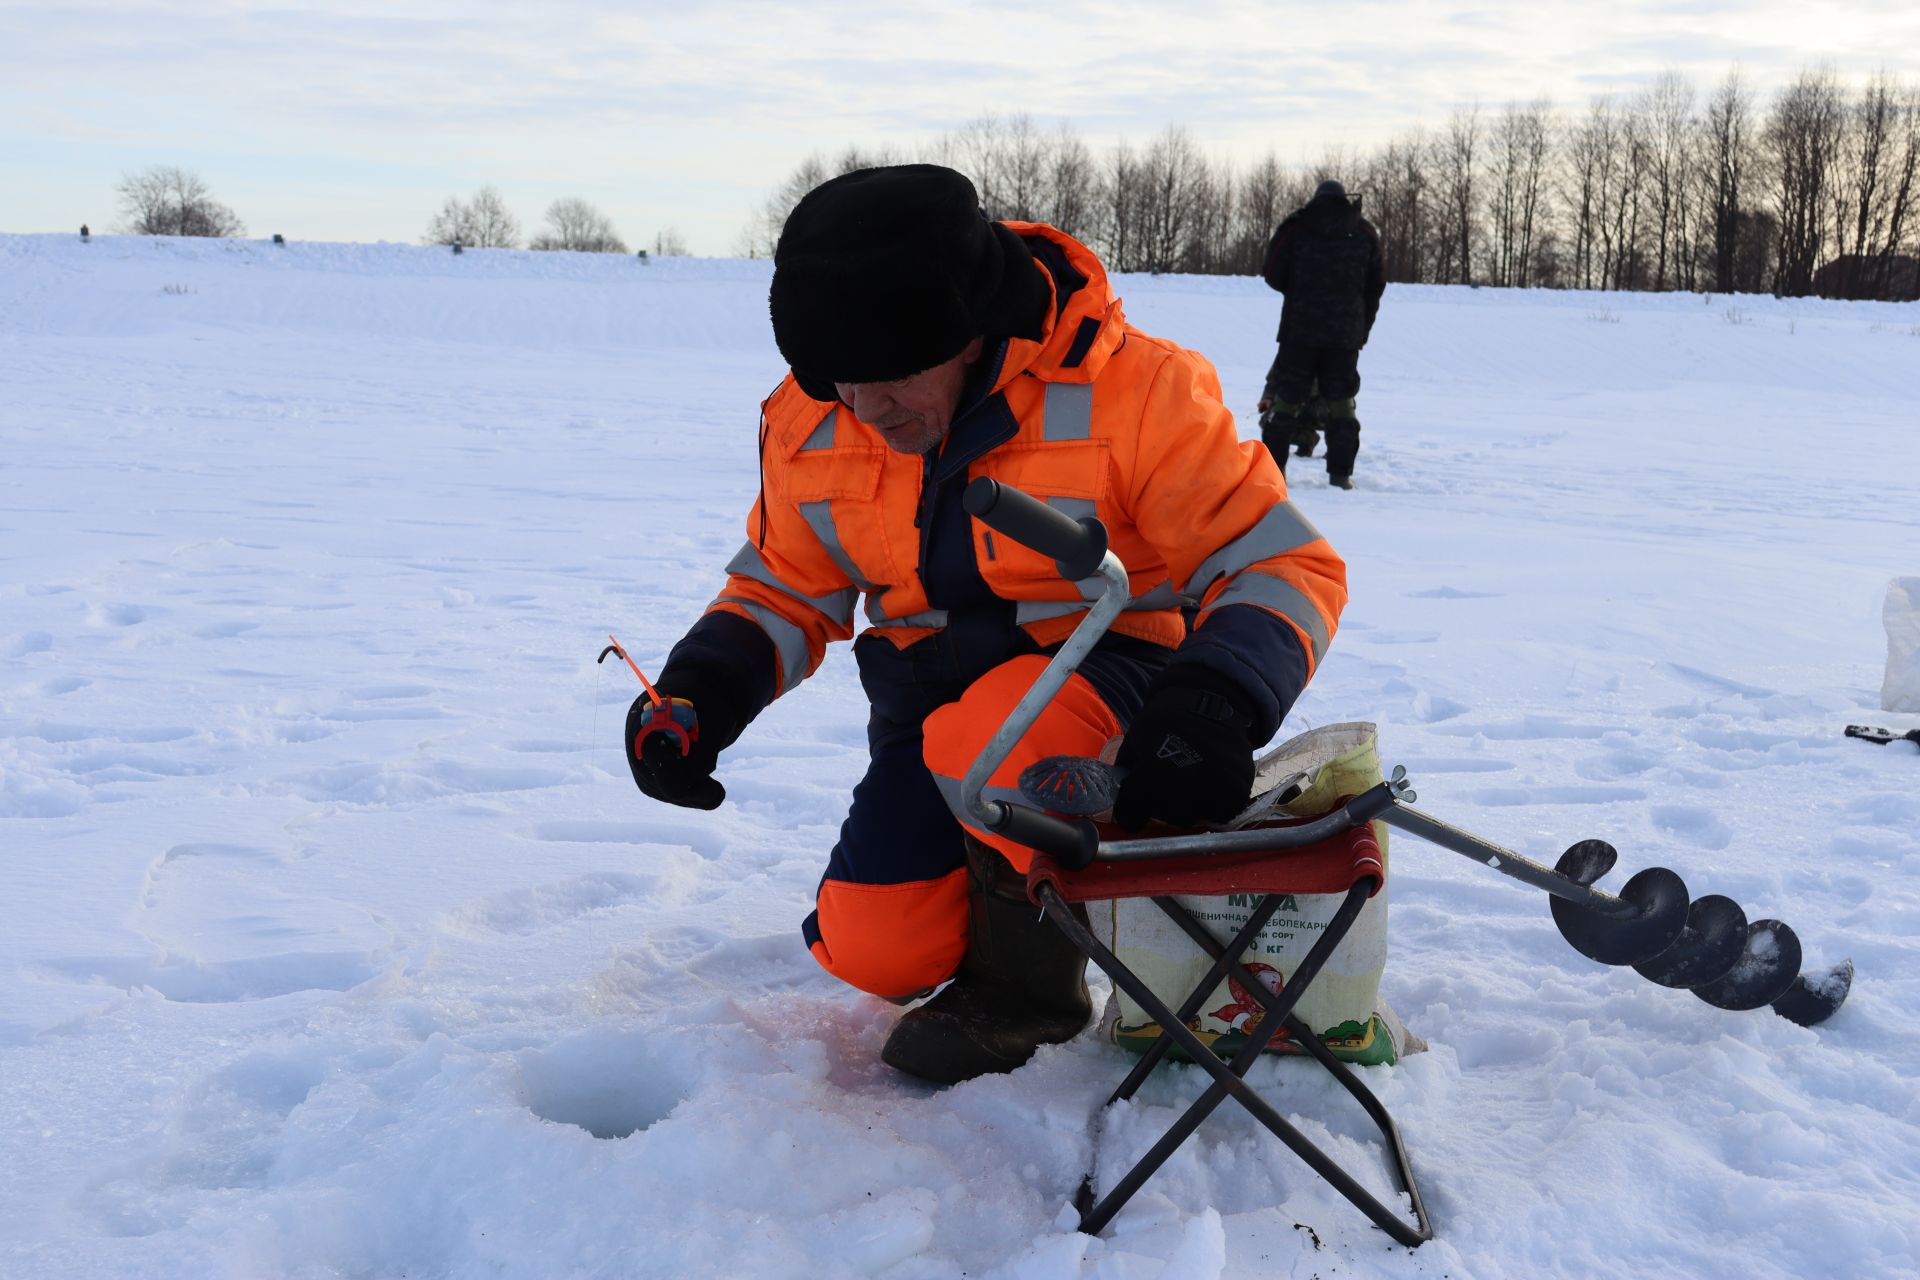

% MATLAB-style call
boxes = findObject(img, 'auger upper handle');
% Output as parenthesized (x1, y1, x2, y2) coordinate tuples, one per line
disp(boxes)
(964, 477, 1111, 581)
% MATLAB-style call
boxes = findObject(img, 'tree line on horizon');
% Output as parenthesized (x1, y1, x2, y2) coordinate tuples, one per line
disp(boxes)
(418, 188, 687, 257)
(738, 65, 1920, 301)
(109, 169, 687, 258)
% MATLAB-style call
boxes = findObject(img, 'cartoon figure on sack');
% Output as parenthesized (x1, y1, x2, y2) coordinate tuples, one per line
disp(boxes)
(1208, 962, 1294, 1042)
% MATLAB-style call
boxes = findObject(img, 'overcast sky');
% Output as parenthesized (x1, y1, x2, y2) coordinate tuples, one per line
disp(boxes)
(5, 1, 1918, 256)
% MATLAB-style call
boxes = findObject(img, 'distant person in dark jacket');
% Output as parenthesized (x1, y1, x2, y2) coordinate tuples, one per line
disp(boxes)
(1257, 180, 1385, 489)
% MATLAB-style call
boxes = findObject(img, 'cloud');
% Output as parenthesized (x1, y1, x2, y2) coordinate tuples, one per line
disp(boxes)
(2, 0, 1917, 251)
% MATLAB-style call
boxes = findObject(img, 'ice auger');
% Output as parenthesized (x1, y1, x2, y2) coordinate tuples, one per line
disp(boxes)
(945, 478, 1852, 1243)
(957, 477, 1854, 1030)
(1019, 752, 1851, 1027)
(1376, 792, 1850, 1026)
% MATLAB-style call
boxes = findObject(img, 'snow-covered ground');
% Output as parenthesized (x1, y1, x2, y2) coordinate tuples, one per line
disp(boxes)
(2, 232, 1916, 1279)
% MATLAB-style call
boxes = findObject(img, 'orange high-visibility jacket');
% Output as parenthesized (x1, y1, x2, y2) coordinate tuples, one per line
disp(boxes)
(702, 222, 1346, 733)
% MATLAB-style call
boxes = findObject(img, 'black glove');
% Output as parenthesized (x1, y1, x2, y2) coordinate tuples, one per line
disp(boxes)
(624, 680, 743, 811)
(1112, 668, 1258, 831)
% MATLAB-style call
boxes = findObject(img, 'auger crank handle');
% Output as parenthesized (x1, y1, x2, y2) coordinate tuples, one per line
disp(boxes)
(982, 800, 1100, 871)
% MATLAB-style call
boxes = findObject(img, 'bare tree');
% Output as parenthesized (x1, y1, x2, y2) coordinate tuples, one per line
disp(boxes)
(1134, 126, 1210, 273)
(1231, 151, 1288, 277)
(1436, 105, 1482, 283)
(1767, 67, 1845, 296)
(1599, 95, 1652, 289)
(1871, 82, 1920, 298)
(529, 197, 628, 253)
(735, 155, 828, 258)
(115, 166, 246, 238)
(424, 186, 521, 248)
(1700, 70, 1757, 292)
(969, 115, 1035, 219)
(1365, 133, 1433, 283)
(1562, 98, 1613, 289)
(734, 147, 904, 258)
(1095, 140, 1144, 272)
(1181, 154, 1236, 274)
(1486, 98, 1554, 286)
(1826, 72, 1920, 298)
(1040, 125, 1099, 241)
(652, 229, 690, 256)
(1644, 71, 1697, 288)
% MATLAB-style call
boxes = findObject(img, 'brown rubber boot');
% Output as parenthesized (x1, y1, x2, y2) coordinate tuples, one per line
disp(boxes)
(880, 838, 1093, 1085)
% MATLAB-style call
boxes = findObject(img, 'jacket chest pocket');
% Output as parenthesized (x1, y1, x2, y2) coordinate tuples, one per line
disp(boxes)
(784, 446, 896, 591)
(973, 440, 1111, 589)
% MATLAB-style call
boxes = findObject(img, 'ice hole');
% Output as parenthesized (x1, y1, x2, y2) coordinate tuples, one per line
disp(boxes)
(518, 1030, 695, 1140)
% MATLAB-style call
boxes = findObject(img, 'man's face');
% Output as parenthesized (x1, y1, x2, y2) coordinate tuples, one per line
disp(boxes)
(834, 337, 985, 455)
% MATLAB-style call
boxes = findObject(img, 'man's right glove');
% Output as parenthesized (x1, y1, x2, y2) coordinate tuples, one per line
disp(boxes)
(624, 682, 741, 811)
(1112, 668, 1258, 831)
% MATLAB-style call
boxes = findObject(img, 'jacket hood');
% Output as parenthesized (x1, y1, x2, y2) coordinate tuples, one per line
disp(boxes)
(991, 222, 1128, 390)
(1293, 190, 1362, 236)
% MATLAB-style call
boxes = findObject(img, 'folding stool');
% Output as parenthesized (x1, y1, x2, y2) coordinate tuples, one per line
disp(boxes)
(1026, 818, 1433, 1246)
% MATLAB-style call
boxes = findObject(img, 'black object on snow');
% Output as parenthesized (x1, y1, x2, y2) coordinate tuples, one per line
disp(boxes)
(272, 233, 285, 245)
(1846, 723, 1920, 749)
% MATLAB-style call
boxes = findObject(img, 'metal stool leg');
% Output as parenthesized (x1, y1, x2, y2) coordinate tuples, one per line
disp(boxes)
(1155, 892, 1432, 1245)
(1044, 884, 1430, 1245)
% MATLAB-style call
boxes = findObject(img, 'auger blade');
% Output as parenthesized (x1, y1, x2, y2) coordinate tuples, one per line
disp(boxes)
(1018, 755, 1123, 817)
(1632, 894, 1748, 989)
(1550, 864, 1690, 966)
(1770, 960, 1854, 1027)
(1555, 838, 1618, 887)
(1692, 920, 1802, 1011)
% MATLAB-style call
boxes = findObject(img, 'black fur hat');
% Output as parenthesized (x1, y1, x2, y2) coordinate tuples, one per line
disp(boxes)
(769, 165, 1049, 401)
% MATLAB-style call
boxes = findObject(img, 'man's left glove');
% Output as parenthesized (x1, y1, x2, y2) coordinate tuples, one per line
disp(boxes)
(624, 679, 743, 811)
(1112, 667, 1258, 831)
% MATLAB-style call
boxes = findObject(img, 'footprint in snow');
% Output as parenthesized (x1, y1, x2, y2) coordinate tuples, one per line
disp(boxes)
(1651, 804, 1734, 850)
(85, 603, 157, 627)
(276, 760, 568, 805)
(1468, 784, 1648, 807)
(1406, 586, 1505, 600)
(1442, 714, 1617, 742)
(530, 819, 728, 861)
(439, 870, 668, 938)
(44, 841, 399, 1004)
(192, 619, 259, 639)
(5, 630, 54, 658)
(37, 950, 380, 1004)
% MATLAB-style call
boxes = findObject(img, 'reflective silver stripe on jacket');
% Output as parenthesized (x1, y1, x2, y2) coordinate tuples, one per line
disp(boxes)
(866, 601, 949, 629)
(725, 543, 858, 628)
(1012, 579, 1186, 625)
(1200, 572, 1331, 664)
(796, 501, 881, 592)
(714, 595, 815, 694)
(798, 407, 836, 451)
(1042, 382, 1093, 441)
(1182, 502, 1324, 599)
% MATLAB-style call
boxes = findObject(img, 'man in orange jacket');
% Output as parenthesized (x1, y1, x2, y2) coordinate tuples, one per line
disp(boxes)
(626, 165, 1347, 1085)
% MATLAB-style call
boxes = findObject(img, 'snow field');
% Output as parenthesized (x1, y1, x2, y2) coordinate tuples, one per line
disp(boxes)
(1, 232, 1917, 1278)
